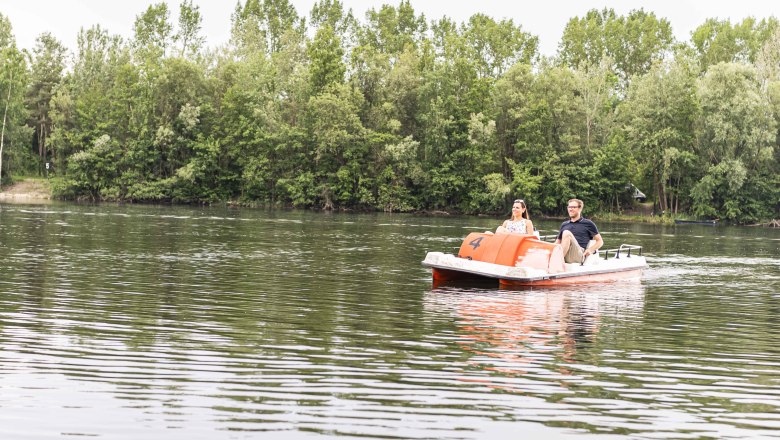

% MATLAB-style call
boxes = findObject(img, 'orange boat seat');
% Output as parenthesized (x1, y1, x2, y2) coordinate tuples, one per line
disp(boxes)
(457, 232, 564, 273)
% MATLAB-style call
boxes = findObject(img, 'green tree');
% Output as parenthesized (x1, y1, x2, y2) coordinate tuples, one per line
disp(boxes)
(691, 17, 779, 72)
(573, 57, 618, 153)
(132, 3, 173, 61)
(559, 8, 673, 85)
(309, 0, 359, 52)
(493, 62, 535, 178)
(693, 63, 776, 221)
(64, 24, 124, 151)
(620, 55, 699, 213)
(304, 84, 366, 209)
(174, 0, 205, 58)
(64, 134, 120, 200)
(307, 25, 345, 94)
(231, 0, 303, 55)
(9, 5, 777, 219)
(361, 0, 427, 56)
(0, 15, 32, 182)
(26, 32, 67, 169)
(462, 14, 538, 79)
(377, 135, 422, 211)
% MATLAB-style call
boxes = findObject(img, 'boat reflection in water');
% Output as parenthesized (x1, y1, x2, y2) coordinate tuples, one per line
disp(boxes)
(424, 281, 646, 392)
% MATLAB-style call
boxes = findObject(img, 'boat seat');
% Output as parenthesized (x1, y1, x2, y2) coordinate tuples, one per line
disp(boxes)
(582, 240, 599, 265)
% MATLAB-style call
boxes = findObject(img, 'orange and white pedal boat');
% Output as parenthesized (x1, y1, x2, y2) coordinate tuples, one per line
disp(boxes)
(422, 232, 647, 287)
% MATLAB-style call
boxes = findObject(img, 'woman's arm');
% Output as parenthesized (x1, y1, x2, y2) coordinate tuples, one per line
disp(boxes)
(525, 220, 534, 235)
(495, 220, 509, 234)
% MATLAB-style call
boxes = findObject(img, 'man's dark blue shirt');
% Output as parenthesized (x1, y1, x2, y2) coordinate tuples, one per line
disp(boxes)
(557, 218, 599, 250)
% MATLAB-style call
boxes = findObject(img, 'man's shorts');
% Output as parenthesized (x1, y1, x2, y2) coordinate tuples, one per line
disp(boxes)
(564, 244, 584, 263)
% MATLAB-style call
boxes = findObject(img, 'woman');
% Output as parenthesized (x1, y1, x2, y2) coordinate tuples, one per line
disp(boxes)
(496, 199, 534, 235)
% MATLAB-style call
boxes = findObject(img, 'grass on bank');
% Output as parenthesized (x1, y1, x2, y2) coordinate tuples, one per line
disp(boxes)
(592, 211, 677, 225)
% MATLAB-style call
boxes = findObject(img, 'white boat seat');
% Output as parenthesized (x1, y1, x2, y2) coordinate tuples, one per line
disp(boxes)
(582, 240, 600, 265)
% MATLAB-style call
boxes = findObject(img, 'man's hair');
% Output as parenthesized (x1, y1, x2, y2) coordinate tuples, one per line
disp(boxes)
(568, 198, 584, 209)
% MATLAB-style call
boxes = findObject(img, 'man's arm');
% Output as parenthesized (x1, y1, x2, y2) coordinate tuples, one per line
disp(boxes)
(584, 233, 603, 256)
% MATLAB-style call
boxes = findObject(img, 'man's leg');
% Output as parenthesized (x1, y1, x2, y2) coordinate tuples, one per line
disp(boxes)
(560, 230, 583, 263)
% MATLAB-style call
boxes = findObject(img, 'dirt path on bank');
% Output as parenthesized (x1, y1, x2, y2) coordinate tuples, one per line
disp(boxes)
(0, 179, 52, 202)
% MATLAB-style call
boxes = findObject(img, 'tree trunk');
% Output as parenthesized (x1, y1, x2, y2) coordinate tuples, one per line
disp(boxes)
(496, 114, 512, 179)
(666, 183, 672, 215)
(674, 174, 681, 214)
(654, 169, 667, 213)
(586, 118, 592, 152)
(675, 192, 679, 214)
(0, 70, 13, 183)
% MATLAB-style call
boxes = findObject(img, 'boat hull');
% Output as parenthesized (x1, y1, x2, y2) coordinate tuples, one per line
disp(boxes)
(497, 267, 643, 286)
(424, 251, 647, 287)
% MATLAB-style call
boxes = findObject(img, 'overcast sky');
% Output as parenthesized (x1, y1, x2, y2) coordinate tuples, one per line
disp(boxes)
(2, 0, 779, 57)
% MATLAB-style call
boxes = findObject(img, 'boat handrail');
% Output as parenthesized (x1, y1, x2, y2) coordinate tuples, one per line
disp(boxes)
(537, 232, 642, 260)
(600, 244, 643, 260)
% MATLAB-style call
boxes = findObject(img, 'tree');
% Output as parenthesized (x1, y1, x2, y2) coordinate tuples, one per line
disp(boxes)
(0, 15, 32, 182)
(231, 0, 303, 55)
(621, 55, 699, 213)
(573, 57, 617, 153)
(0, 13, 14, 49)
(559, 8, 673, 85)
(26, 32, 67, 169)
(309, 0, 359, 54)
(304, 84, 366, 209)
(65, 25, 124, 152)
(493, 62, 534, 177)
(691, 17, 779, 72)
(307, 25, 345, 94)
(693, 63, 776, 221)
(174, 0, 205, 58)
(132, 3, 173, 61)
(7, 4, 776, 219)
(756, 27, 780, 82)
(462, 14, 538, 79)
(361, 0, 427, 57)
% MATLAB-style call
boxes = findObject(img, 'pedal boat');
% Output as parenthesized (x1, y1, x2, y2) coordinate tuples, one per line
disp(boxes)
(422, 232, 647, 287)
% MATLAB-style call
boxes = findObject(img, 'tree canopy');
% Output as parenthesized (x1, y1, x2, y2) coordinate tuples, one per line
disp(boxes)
(0, 4, 778, 223)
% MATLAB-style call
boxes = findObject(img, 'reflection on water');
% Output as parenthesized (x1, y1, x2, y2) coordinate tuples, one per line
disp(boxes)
(425, 280, 780, 438)
(1, 203, 780, 439)
(427, 282, 645, 381)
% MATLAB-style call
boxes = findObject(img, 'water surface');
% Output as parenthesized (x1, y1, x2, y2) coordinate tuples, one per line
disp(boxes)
(1, 203, 779, 439)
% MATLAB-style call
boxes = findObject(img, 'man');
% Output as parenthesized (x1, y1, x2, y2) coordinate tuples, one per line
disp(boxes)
(555, 198, 603, 263)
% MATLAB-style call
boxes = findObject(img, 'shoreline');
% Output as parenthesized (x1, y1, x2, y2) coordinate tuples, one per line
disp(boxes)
(2, 178, 777, 226)
(0, 178, 52, 203)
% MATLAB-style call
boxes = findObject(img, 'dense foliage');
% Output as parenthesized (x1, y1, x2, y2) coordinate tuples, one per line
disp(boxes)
(1, 1, 778, 222)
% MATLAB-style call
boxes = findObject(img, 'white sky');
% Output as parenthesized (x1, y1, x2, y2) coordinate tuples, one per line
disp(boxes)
(1, 0, 779, 56)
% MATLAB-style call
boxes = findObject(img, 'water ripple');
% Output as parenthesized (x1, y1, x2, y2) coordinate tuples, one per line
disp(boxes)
(1, 204, 779, 438)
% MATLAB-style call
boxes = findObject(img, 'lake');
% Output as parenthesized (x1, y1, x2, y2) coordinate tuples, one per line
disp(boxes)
(1, 202, 779, 439)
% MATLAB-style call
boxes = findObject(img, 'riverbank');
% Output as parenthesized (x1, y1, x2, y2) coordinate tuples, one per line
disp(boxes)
(4, 180, 777, 227)
(590, 212, 677, 225)
(0, 178, 52, 203)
